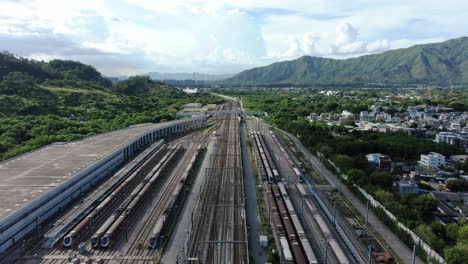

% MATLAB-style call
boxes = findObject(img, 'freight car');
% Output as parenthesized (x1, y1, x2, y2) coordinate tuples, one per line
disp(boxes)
(281, 237, 294, 263)
(149, 214, 167, 248)
(329, 240, 350, 264)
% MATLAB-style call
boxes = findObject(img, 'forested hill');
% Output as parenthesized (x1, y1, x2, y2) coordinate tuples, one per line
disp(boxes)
(223, 37, 468, 86)
(0, 53, 222, 161)
(0, 52, 112, 87)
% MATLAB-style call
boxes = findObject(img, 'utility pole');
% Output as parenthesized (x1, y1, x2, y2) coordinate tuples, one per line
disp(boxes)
(411, 244, 416, 264)
(324, 241, 329, 264)
(366, 201, 369, 225)
(333, 201, 337, 226)
(368, 245, 372, 264)
(338, 174, 342, 196)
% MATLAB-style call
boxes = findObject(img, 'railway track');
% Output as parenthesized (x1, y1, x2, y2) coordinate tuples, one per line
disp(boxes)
(249, 120, 350, 263)
(9, 121, 219, 264)
(186, 101, 247, 263)
(121, 143, 202, 263)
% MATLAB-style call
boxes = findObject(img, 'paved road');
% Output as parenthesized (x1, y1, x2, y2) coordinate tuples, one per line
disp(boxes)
(240, 122, 266, 264)
(285, 132, 423, 264)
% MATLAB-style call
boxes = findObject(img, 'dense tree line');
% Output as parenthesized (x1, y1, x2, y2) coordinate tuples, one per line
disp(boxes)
(0, 55, 223, 161)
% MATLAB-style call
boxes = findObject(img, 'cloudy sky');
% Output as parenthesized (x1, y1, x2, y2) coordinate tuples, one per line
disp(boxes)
(0, 0, 467, 76)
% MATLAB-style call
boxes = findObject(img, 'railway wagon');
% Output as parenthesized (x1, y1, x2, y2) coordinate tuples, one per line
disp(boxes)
(293, 167, 305, 183)
(297, 183, 308, 197)
(281, 212, 297, 241)
(277, 197, 288, 216)
(260, 150, 275, 183)
(271, 185, 281, 199)
(267, 192, 283, 235)
(314, 214, 331, 237)
(290, 214, 318, 264)
(290, 240, 307, 264)
(101, 146, 183, 248)
(149, 214, 167, 248)
(280, 237, 294, 263)
(266, 190, 277, 211)
(314, 214, 349, 264)
(301, 238, 319, 264)
(253, 139, 268, 181)
(305, 200, 317, 215)
(63, 145, 169, 247)
(148, 146, 199, 250)
(272, 169, 280, 180)
(101, 190, 144, 248)
(290, 214, 305, 238)
(283, 196, 295, 216)
(95, 184, 145, 247)
(329, 240, 350, 264)
(62, 215, 91, 247)
(272, 212, 284, 235)
(91, 147, 179, 248)
(278, 182, 288, 197)
(91, 215, 116, 247)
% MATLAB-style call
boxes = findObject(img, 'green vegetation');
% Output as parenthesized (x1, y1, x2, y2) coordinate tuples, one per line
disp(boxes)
(224, 37, 468, 85)
(446, 179, 468, 192)
(0, 52, 223, 161)
(216, 87, 467, 261)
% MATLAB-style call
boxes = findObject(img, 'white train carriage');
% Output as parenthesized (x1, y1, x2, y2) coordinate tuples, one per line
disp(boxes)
(302, 238, 319, 264)
(272, 169, 280, 179)
(293, 167, 305, 183)
(283, 197, 295, 216)
(293, 167, 301, 177)
(296, 183, 308, 197)
(280, 237, 293, 263)
(290, 214, 305, 238)
(149, 214, 167, 248)
(329, 239, 350, 264)
(277, 182, 288, 198)
(305, 200, 317, 215)
(314, 214, 331, 237)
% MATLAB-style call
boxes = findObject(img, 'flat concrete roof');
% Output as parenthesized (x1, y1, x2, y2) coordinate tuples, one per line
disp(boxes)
(0, 121, 175, 221)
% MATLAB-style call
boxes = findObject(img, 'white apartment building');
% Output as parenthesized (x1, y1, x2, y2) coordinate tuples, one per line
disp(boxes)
(419, 152, 445, 169)
(435, 132, 467, 148)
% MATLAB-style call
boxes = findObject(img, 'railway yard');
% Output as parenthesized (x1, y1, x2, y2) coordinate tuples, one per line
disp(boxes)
(247, 117, 395, 264)
(0, 99, 395, 264)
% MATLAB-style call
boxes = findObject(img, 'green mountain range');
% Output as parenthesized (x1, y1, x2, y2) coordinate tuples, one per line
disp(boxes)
(224, 37, 468, 85)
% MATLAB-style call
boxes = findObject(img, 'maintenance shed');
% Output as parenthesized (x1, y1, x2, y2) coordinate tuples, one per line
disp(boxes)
(0, 116, 205, 253)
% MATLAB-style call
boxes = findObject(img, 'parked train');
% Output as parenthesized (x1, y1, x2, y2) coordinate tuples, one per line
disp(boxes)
(300, 184, 349, 264)
(269, 131, 304, 183)
(90, 145, 181, 248)
(147, 145, 202, 249)
(148, 214, 167, 248)
(270, 184, 319, 264)
(251, 131, 277, 183)
(278, 182, 318, 264)
(63, 141, 166, 247)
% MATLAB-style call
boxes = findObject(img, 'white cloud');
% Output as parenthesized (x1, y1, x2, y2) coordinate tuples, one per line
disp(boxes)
(367, 39, 390, 53)
(301, 33, 319, 55)
(0, 0, 467, 74)
(270, 33, 320, 59)
(336, 22, 359, 45)
(331, 22, 390, 55)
